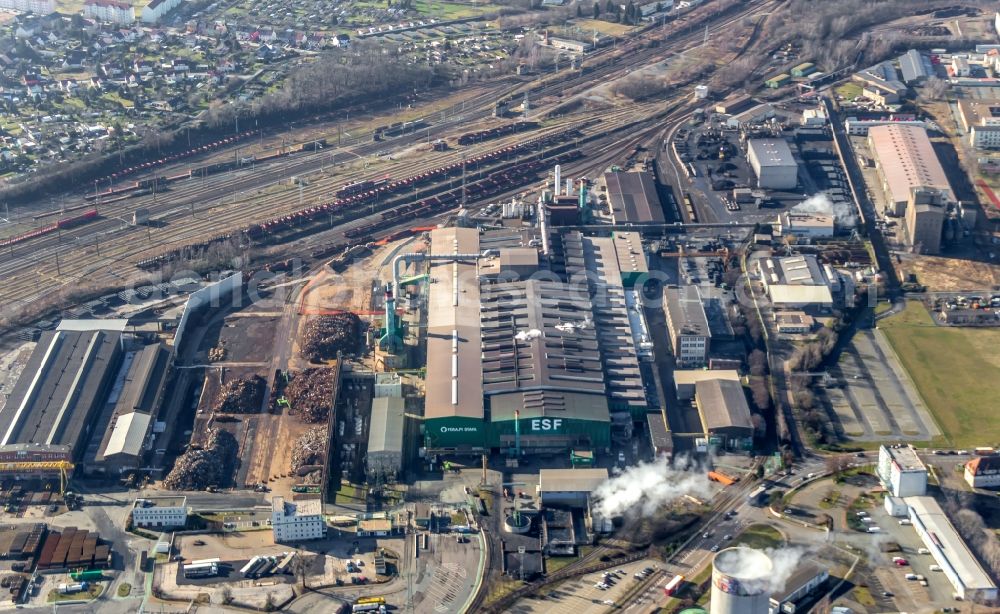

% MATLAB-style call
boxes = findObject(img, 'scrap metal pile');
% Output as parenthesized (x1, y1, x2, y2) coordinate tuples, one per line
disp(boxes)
(302, 313, 362, 362)
(285, 369, 335, 423)
(163, 428, 238, 490)
(291, 426, 327, 484)
(213, 375, 265, 413)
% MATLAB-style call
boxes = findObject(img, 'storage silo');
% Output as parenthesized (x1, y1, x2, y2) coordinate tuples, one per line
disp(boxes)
(710, 547, 772, 614)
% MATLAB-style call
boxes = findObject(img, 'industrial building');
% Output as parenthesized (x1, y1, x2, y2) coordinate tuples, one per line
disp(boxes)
(481, 280, 611, 453)
(373, 372, 402, 398)
(0, 328, 123, 462)
(674, 370, 740, 401)
(757, 255, 834, 312)
(711, 547, 772, 614)
(537, 468, 608, 507)
(422, 227, 652, 456)
(604, 172, 665, 225)
(270, 497, 325, 543)
(366, 397, 406, 478)
(867, 124, 953, 217)
(664, 286, 711, 367)
(746, 139, 799, 190)
(877, 444, 927, 497)
(775, 211, 835, 239)
(694, 379, 753, 450)
(905, 496, 999, 602)
(904, 187, 948, 254)
(898, 49, 932, 83)
(0, 320, 171, 472)
(93, 342, 169, 474)
(852, 61, 907, 104)
(768, 562, 829, 614)
(964, 455, 1000, 489)
(131, 496, 187, 529)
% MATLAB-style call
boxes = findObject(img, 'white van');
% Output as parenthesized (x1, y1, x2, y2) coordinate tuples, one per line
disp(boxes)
(930, 565, 942, 572)
(918, 548, 931, 554)
(899, 519, 912, 525)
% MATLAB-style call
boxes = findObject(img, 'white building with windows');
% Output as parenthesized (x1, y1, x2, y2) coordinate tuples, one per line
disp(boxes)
(877, 444, 927, 497)
(965, 455, 1000, 489)
(0, 0, 54, 13)
(132, 496, 187, 529)
(971, 125, 1000, 149)
(141, 0, 181, 23)
(83, 0, 135, 24)
(271, 497, 325, 543)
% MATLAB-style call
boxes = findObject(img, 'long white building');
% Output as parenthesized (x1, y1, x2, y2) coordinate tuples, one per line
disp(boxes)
(906, 496, 999, 603)
(141, 0, 181, 23)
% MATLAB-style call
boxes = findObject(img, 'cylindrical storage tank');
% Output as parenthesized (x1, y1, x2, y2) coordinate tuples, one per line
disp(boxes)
(710, 547, 772, 614)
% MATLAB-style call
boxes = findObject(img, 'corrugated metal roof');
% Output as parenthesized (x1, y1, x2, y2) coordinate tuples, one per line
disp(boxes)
(367, 397, 405, 455)
(868, 124, 953, 205)
(905, 495, 997, 595)
(103, 411, 150, 457)
(747, 139, 796, 168)
(695, 378, 753, 432)
(664, 286, 711, 337)
(604, 172, 665, 224)
(538, 468, 608, 493)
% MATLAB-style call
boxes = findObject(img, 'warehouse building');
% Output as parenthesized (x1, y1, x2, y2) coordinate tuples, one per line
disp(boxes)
(964, 455, 1000, 489)
(131, 496, 187, 529)
(768, 562, 829, 614)
(0, 328, 124, 462)
(271, 497, 325, 543)
(877, 444, 927, 497)
(664, 286, 711, 367)
(604, 172, 665, 225)
(563, 232, 649, 424)
(757, 255, 834, 312)
(423, 227, 486, 450)
(366, 397, 405, 478)
(747, 139, 799, 190)
(905, 496, 998, 602)
(92, 342, 169, 474)
(538, 468, 608, 507)
(867, 124, 953, 217)
(482, 280, 611, 453)
(904, 187, 948, 255)
(423, 227, 651, 456)
(674, 369, 740, 401)
(694, 378, 753, 449)
(775, 211, 835, 239)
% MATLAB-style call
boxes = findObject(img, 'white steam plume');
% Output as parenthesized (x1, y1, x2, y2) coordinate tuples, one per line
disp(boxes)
(792, 192, 857, 227)
(592, 456, 713, 518)
(716, 546, 808, 594)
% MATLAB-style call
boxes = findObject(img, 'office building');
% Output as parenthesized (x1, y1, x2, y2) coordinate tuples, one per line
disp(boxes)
(131, 497, 187, 529)
(664, 286, 711, 367)
(877, 444, 927, 497)
(271, 497, 325, 543)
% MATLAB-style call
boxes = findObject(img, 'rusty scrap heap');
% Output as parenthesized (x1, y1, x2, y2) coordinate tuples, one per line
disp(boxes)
(213, 375, 265, 413)
(163, 428, 238, 490)
(291, 426, 327, 478)
(302, 313, 362, 362)
(285, 369, 335, 423)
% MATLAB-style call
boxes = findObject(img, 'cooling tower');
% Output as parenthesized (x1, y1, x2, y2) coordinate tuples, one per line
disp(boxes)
(710, 547, 773, 614)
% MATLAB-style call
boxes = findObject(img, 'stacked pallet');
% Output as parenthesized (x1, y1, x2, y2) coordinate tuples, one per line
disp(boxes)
(34, 528, 109, 571)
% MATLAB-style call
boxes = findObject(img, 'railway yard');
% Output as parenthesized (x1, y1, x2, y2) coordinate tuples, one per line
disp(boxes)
(4, 0, 1000, 613)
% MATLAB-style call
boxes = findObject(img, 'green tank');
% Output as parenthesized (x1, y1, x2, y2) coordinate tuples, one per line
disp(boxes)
(70, 570, 103, 582)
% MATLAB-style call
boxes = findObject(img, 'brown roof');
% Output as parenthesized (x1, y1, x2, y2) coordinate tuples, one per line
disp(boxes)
(868, 124, 953, 205)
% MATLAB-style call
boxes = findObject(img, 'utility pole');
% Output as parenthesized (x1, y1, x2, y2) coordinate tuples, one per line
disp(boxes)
(461, 153, 467, 208)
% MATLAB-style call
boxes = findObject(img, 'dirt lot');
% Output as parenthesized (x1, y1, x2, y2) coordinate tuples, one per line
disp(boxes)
(895, 253, 1000, 292)
(215, 313, 280, 363)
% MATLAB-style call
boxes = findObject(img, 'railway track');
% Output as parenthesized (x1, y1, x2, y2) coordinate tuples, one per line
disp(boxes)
(0, 0, 778, 319)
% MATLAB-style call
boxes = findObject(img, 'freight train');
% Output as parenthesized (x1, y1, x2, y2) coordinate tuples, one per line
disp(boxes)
(456, 121, 539, 146)
(0, 209, 99, 249)
(96, 130, 256, 185)
(136, 130, 580, 270)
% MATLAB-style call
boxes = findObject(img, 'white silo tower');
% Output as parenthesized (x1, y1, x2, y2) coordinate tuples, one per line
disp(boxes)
(710, 547, 773, 614)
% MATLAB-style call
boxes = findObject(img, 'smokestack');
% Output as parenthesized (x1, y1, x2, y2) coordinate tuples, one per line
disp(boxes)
(554, 165, 561, 193)
(711, 547, 772, 614)
(565, 178, 573, 196)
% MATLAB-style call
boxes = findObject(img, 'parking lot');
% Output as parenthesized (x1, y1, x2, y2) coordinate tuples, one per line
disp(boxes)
(507, 559, 662, 614)
(820, 328, 939, 441)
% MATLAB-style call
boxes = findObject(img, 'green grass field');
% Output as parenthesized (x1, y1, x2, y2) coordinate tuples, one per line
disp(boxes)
(880, 301, 1000, 447)
(732, 524, 783, 550)
(835, 82, 863, 101)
